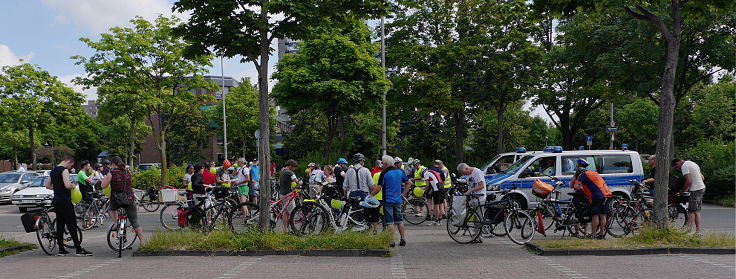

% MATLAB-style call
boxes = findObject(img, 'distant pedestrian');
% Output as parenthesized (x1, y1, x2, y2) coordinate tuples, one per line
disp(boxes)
(457, 162, 487, 243)
(250, 159, 261, 205)
(278, 160, 301, 231)
(371, 160, 382, 175)
(373, 155, 410, 247)
(333, 158, 349, 196)
(202, 163, 217, 186)
(77, 160, 93, 202)
(183, 164, 194, 189)
(16, 163, 26, 172)
(101, 156, 144, 246)
(672, 158, 706, 234)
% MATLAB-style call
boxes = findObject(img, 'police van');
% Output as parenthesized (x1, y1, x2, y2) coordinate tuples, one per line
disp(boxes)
(480, 147, 539, 174)
(484, 147, 645, 209)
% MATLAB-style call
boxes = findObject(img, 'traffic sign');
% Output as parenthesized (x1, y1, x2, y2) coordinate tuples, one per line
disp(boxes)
(586, 136, 593, 146)
(607, 126, 618, 132)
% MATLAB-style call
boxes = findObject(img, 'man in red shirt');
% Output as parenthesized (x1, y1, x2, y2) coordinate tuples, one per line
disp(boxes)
(202, 165, 217, 186)
(371, 160, 382, 175)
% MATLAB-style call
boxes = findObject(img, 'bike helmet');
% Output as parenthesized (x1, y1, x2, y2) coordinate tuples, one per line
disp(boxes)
(413, 159, 421, 165)
(336, 158, 348, 165)
(308, 162, 316, 167)
(394, 157, 403, 163)
(223, 159, 232, 169)
(101, 159, 111, 165)
(94, 163, 102, 169)
(353, 153, 366, 163)
(576, 158, 590, 167)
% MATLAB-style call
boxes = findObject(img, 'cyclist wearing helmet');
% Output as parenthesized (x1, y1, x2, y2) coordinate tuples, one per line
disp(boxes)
(90, 163, 105, 191)
(571, 158, 611, 239)
(101, 159, 111, 176)
(343, 153, 374, 200)
(334, 158, 349, 196)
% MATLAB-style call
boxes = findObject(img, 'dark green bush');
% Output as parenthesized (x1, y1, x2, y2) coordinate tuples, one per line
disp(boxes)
(683, 140, 735, 199)
(132, 165, 187, 189)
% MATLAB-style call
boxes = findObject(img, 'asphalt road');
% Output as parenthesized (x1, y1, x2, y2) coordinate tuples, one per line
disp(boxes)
(0, 203, 733, 279)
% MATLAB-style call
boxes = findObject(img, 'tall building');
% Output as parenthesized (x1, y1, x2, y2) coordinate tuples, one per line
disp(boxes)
(277, 37, 300, 61)
(82, 100, 98, 118)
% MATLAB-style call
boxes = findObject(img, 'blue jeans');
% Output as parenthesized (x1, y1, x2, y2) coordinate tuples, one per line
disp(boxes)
(349, 191, 368, 200)
(382, 202, 403, 225)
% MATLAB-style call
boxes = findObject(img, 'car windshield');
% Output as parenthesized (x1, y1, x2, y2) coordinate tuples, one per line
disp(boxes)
(501, 155, 534, 175)
(29, 177, 48, 187)
(480, 154, 503, 172)
(0, 173, 21, 183)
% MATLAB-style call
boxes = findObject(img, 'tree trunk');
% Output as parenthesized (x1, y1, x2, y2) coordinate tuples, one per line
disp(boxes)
(453, 110, 465, 163)
(324, 108, 336, 162)
(496, 104, 506, 154)
(242, 136, 246, 159)
(337, 116, 345, 155)
(29, 127, 36, 171)
(257, 7, 272, 232)
(128, 120, 138, 168)
(158, 134, 168, 188)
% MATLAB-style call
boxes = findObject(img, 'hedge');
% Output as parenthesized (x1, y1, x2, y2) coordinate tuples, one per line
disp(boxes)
(132, 165, 186, 189)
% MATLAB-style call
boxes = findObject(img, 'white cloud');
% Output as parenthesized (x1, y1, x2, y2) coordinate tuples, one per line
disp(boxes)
(42, 0, 186, 33)
(58, 74, 97, 101)
(0, 45, 34, 66)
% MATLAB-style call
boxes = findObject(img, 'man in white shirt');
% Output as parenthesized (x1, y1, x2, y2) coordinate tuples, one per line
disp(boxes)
(672, 158, 706, 234)
(343, 153, 374, 200)
(457, 163, 486, 243)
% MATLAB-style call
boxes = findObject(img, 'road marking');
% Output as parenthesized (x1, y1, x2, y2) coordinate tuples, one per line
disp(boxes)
(678, 255, 736, 270)
(391, 254, 408, 279)
(531, 255, 588, 279)
(217, 257, 261, 279)
(57, 258, 122, 278)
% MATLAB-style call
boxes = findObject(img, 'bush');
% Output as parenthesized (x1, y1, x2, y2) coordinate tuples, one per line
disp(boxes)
(132, 165, 187, 189)
(683, 140, 735, 199)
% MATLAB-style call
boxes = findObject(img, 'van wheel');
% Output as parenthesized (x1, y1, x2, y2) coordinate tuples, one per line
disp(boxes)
(509, 194, 527, 210)
(19, 207, 27, 213)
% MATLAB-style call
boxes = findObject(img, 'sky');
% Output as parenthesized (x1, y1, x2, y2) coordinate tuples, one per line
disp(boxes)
(0, 0, 551, 122)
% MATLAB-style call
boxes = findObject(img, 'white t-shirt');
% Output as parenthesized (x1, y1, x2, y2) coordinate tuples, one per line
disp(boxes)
(183, 173, 192, 184)
(309, 169, 325, 184)
(467, 167, 486, 197)
(681, 161, 705, 191)
(236, 167, 250, 184)
(17, 167, 26, 172)
(423, 170, 440, 191)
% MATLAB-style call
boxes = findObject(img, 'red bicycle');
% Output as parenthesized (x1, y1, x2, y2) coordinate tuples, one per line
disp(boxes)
(228, 187, 307, 233)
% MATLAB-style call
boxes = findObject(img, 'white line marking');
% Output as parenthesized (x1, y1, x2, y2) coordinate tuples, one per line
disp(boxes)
(391, 255, 408, 279)
(216, 257, 262, 279)
(531, 255, 589, 279)
(678, 255, 736, 270)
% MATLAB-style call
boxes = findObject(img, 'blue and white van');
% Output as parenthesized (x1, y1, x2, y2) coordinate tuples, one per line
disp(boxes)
(483, 147, 645, 209)
(480, 147, 539, 174)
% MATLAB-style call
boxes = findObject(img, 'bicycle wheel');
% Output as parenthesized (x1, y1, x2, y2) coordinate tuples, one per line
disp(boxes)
(289, 201, 329, 236)
(36, 216, 56, 255)
(446, 208, 482, 244)
(668, 204, 687, 228)
(80, 204, 99, 231)
(619, 205, 641, 235)
(504, 209, 535, 245)
(403, 198, 429, 225)
(229, 202, 260, 233)
(530, 207, 555, 233)
(51, 219, 83, 249)
(606, 200, 629, 238)
(108, 218, 138, 252)
(140, 193, 161, 212)
(159, 204, 184, 230)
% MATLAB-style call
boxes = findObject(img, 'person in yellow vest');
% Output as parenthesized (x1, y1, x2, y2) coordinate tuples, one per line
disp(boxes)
(365, 166, 383, 232)
(432, 160, 450, 220)
(412, 159, 432, 218)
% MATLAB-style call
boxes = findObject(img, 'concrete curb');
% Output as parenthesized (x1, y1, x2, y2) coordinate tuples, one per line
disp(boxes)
(132, 248, 390, 257)
(525, 243, 735, 256)
(0, 244, 36, 255)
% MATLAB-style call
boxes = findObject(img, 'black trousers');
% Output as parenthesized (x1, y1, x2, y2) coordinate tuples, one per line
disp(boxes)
(53, 201, 81, 250)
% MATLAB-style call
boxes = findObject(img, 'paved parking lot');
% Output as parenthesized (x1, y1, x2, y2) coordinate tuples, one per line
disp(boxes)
(0, 203, 733, 279)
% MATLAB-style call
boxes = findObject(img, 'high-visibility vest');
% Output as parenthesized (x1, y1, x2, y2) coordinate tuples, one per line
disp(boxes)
(442, 166, 452, 188)
(414, 166, 427, 187)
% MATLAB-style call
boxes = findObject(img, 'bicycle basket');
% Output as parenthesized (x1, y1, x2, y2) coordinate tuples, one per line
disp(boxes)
(532, 180, 553, 199)
(212, 186, 229, 199)
(20, 213, 38, 233)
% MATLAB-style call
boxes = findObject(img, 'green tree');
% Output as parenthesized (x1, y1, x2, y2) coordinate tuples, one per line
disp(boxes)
(167, 104, 212, 165)
(683, 78, 736, 143)
(99, 116, 151, 165)
(272, 20, 390, 161)
(73, 15, 215, 187)
(0, 63, 84, 170)
(94, 85, 152, 167)
(617, 99, 659, 152)
(173, 0, 387, 230)
(0, 129, 26, 165)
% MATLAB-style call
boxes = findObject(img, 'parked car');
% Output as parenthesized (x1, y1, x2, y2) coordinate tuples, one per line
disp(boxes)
(138, 163, 161, 171)
(0, 171, 40, 204)
(483, 148, 645, 209)
(11, 174, 78, 212)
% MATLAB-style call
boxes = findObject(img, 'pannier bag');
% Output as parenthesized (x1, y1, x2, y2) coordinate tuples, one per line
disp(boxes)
(532, 179, 554, 199)
(450, 195, 468, 226)
(20, 213, 38, 233)
(177, 207, 189, 228)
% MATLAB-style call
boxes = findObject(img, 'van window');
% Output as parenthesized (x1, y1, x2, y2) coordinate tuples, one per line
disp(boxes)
(561, 156, 597, 175)
(526, 156, 557, 177)
(598, 155, 633, 174)
(502, 155, 534, 175)
(490, 155, 515, 173)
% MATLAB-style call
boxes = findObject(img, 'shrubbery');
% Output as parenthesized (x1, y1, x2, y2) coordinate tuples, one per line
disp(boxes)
(132, 165, 186, 189)
(682, 140, 735, 199)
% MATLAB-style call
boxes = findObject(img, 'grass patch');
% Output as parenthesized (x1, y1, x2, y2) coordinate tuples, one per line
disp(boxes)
(139, 229, 393, 252)
(535, 227, 736, 250)
(0, 238, 35, 257)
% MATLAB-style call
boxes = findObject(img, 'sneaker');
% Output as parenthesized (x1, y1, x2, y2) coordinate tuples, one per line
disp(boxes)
(595, 234, 606, 240)
(470, 238, 483, 244)
(399, 239, 406, 246)
(390, 242, 396, 248)
(56, 249, 69, 256)
(75, 248, 93, 256)
(435, 220, 442, 226)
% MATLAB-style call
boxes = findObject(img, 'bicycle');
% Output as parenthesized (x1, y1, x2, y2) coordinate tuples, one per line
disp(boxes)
(668, 190, 689, 228)
(138, 184, 162, 212)
(606, 180, 654, 237)
(288, 183, 368, 235)
(527, 176, 590, 238)
(447, 186, 535, 245)
(107, 207, 138, 258)
(168, 187, 235, 232)
(32, 200, 84, 255)
(229, 186, 307, 233)
(80, 192, 110, 230)
(159, 192, 192, 230)
(402, 194, 430, 225)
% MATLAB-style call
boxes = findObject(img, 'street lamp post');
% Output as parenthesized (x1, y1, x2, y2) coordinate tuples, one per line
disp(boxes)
(221, 56, 228, 161)
(44, 140, 55, 165)
(380, 16, 387, 156)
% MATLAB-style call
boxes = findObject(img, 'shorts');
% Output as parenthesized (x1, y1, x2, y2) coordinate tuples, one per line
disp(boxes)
(108, 199, 140, 229)
(382, 202, 403, 225)
(589, 198, 609, 215)
(687, 189, 704, 213)
(431, 188, 445, 204)
(238, 185, 250, 196)
(364, 206, 381, 223)
(250, 182, 260, 198)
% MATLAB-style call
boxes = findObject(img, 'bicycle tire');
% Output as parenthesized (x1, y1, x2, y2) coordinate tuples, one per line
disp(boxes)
(504, 209, 535, 245)
(289, 201, 329, 236)
(80, 204, 99, 230)
(51, 219, 83, 249)
(118, 220, 124, 258)
(159, 204, 184, 230)
(229, 202, 260, 233)
(606, 200, 629, 238)
(107, 217, 138, 252)
(36, 216, 56, 255)
(668, 204, 687, 228)
(140, 193, 161, 212)
(403, 198, 429, 225)
(446, 208, 482, 244)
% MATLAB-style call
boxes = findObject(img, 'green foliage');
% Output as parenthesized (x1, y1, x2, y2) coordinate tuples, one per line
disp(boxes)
(616, 99, 659, 152)
(139, 229, 392, 252)
(166, 104, 212, 165)
(536, 226, 735, 249)
(132, 165, 186, 189)
(682, 140, 735, 199)
(682, 79, 736, 143)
